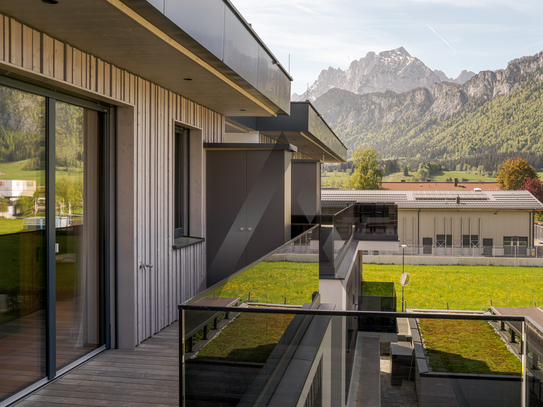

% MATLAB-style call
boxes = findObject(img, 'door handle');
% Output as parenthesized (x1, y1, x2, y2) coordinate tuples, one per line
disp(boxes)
(248, 227, 252, 231)
(240, 227, 244, 231)
(139, 261, 153, 270)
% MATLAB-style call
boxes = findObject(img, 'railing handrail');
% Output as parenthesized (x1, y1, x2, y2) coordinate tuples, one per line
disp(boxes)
(181, 224, 319, 305)
(332, 203, 355, 219)
(177, 304, 526, 322)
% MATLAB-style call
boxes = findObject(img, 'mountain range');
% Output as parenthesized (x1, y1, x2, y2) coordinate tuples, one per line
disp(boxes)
(292, 47, 475, 102)
(307, 48, 543, 170)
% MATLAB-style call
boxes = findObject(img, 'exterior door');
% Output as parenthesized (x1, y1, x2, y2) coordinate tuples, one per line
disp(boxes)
(422, 237, 432, 254)
(0, 79, 108, 404)
(0, 85, 46, 401)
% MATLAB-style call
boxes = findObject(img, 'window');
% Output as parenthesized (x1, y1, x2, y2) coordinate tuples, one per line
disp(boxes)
(436, 234, 445, 247)
(174, 127, 189, 238)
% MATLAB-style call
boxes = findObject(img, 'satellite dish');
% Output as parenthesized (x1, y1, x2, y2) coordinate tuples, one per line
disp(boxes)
(400, 272, 410, 287)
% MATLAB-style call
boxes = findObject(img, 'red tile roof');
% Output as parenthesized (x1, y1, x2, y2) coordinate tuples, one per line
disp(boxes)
(381, 182, 500, 191)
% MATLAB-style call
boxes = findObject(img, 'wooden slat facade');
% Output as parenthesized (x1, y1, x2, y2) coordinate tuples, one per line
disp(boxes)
(0, 14, 224, 346)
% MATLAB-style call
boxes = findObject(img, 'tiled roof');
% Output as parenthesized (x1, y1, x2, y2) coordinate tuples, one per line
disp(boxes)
(321, 189, 543, 210)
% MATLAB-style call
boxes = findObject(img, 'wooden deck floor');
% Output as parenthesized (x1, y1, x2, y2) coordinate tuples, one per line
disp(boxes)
(16, 322, 180, 407)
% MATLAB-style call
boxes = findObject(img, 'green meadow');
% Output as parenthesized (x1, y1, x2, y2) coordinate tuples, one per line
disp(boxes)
(362, 264, 543, 311)
(209, 261, 319, 305)
(0, 159, 83, 183)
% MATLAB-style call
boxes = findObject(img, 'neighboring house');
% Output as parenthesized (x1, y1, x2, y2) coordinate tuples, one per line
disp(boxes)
(0, 180, 36, 198)
(0, 1, 345, 405)
(322, 189, 543, 255)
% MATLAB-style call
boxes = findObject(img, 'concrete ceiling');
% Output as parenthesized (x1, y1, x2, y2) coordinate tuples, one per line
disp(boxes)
(0, 0, 280, 117)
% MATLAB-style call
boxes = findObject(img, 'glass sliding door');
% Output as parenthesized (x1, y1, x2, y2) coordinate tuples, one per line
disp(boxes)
(55, 102, 103, 370)
(0, 85, 46, 401)
(0, 77, 108, 403)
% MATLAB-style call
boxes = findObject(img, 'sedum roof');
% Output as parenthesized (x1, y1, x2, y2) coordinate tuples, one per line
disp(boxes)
(321, 189, 543, 210)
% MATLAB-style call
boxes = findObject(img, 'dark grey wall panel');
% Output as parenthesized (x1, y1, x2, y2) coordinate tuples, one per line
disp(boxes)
(206, 148, 290, 286)
(164, 0, 225, 60)
(292, 161, 320, 224)
(246, 150, 285, 265)
(206, 151, 247, 286)
(223, 7, 259, 88)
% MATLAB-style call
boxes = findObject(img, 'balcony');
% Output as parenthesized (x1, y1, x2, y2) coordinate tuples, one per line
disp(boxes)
(12, 214, 543, 407)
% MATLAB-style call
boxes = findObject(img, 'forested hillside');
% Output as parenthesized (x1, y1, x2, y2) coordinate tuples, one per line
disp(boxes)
(314, 50, 543, 171)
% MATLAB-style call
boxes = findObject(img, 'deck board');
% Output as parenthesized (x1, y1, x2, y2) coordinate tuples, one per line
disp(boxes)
(16, 322, 180, 407)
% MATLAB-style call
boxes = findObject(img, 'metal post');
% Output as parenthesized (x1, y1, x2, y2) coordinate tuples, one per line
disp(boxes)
(401, 245, 406, 312)
(402, 286, 404, 313)
(522, 321, 527, 407)
(180, 310, 185, 407)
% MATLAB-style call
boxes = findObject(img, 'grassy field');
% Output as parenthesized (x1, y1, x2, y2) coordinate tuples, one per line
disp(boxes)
(419, 319, 521, 375)
(196, 313, 294, 363)
(210, 261, 319, 305)
(362, 264, 543, 311)
(321, 171, 349, 188)
(383, 170, 495, 183)
(0, 218, 24, 234)
(0, 159, 82, 183)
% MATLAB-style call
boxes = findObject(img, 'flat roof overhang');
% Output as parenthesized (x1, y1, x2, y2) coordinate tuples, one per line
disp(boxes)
(0, 0, 291, 117)
(228, 101, 347, 163)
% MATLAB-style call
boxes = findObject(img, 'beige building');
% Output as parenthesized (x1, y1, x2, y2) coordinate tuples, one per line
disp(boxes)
(322, 189, 543, 256)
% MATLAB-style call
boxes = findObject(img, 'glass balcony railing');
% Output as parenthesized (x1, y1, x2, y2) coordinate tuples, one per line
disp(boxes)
(179, 305, 535, 407)
(319, 204, 354, 276)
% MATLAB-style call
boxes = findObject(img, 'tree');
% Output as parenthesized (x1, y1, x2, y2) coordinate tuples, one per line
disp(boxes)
(426, 162, 440, 175)
(345, 147, 382, 190)
(403, 166, 409, 177)
(520, 177, 543, 221)
(0, 196, 8, 212)
(497, 157, 538, 190)
(519, 177, 543, 203)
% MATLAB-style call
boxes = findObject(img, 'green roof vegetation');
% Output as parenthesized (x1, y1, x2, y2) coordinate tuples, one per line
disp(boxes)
(419, 319, 521, 375)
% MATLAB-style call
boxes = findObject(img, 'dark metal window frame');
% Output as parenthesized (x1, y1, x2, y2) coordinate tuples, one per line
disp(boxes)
(174, 127, 190, 239)
(0, 74, 111, 381)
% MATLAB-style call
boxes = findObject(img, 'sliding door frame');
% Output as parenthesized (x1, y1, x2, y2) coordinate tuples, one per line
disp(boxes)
(0, 74, 112, 382)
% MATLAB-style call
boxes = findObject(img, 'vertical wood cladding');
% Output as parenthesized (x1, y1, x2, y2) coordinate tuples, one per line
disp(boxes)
(0, 14, 223, 344)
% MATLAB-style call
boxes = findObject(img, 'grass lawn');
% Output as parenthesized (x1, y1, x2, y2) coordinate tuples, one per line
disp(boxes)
(419, 319, 521, 375)
(321, 171, 349, 188)
(361, 281, 395, 297)
(210, 261, 319, 305)
(196, 312, 295, 363)
(362, 264, 543, 311)
(0, 159, 82, 183)
(0, 218, 24, 234)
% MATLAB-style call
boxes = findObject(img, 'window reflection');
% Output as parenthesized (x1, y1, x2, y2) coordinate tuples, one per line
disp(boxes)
(0, 85, 46, 401)
(55, 102, 103, 369)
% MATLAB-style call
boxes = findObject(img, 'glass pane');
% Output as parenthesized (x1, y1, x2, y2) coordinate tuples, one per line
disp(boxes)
(55, 102, 103, 369)
(0, 85, 46, 401)
(183, 311, 341, 407)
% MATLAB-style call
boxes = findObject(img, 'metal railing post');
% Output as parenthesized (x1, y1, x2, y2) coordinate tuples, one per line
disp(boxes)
(521, 320, 527, 407)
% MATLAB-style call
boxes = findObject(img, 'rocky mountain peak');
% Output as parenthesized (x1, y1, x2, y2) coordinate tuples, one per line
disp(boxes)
(292, 47, 474, 102)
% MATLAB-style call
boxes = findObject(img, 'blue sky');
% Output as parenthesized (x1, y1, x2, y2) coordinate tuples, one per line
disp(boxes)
(232, 0, 543, 95)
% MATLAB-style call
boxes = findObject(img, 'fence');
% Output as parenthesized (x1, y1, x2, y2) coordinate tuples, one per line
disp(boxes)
(364, 245, 543, 258)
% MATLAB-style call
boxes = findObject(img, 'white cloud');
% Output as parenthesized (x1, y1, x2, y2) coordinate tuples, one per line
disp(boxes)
(231, 0, 543, 94)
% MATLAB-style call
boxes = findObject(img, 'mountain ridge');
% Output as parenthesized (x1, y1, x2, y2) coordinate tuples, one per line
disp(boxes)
(312, 50, 543, 170)
(292, 47, 475, 101)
